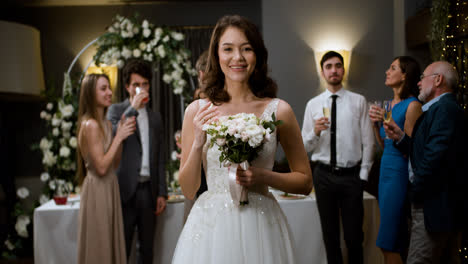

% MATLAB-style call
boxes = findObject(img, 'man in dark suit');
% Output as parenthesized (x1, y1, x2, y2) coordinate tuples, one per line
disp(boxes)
(385, 61, 467, 264)
(107, 59, 167, 264)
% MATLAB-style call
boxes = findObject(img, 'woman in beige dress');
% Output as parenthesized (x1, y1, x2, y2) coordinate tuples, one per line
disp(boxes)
(76, 73, 136, 264)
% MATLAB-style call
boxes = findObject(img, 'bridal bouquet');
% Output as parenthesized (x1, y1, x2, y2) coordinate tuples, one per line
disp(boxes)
(203, 112, 282, 205)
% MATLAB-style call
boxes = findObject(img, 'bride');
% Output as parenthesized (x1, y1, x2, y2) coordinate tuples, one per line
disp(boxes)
(172, 15, 313, 264)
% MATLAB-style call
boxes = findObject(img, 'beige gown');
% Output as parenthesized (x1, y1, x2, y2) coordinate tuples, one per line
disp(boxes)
(77, 122, 127, 264)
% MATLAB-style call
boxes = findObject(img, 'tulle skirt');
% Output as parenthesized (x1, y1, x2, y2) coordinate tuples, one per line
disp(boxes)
(172, 191, 296, 264)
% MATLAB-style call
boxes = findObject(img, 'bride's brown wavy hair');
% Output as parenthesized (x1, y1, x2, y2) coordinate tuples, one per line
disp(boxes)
(76, 73, 110, 185)
(202, 15, 277, 104)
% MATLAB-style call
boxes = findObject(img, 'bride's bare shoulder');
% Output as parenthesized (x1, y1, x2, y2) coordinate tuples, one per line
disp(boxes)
(276, 99, 294, 115)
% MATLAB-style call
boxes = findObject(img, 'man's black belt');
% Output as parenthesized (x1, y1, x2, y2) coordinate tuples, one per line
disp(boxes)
(317, 162, 360, 175)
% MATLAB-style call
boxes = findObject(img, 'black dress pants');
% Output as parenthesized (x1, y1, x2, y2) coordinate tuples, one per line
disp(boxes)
(313, 163, 364, 264)
(122, 182, 155, 264)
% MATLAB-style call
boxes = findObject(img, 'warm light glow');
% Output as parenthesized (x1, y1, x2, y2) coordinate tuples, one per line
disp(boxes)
(85, 65, 119, 92)
(314, 49, 352, 87)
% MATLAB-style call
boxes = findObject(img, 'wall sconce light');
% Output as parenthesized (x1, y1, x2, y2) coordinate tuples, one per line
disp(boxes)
(85, 64, 119, 101)
(314, 49, 352, 87)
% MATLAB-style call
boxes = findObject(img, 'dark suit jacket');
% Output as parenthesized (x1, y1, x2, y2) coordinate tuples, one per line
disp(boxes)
(107, 99, 167, 208)
(395, 93, 468, 232)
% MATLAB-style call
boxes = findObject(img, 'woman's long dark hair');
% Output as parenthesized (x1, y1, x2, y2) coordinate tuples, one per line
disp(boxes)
(202, 15, 277, 104)
(394, 56, 421, 99)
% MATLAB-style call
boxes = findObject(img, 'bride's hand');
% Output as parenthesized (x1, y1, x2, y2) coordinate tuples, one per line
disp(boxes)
(192, 102, 219, 149)
(237, 166, 264, 187)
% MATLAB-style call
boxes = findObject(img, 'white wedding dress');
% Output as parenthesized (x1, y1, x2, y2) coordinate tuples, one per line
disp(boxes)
(172, 98, 296, 264)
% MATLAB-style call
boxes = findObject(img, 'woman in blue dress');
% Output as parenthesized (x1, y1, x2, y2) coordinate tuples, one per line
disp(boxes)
(369, 56, 422, 264)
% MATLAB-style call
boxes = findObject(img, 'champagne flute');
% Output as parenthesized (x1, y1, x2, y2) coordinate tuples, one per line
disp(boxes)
(322, 106, 330, 118)
(322, 102, 331, 130)
(383, 100, 393, 139)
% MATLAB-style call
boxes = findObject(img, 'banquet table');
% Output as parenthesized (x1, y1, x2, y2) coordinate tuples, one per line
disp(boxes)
(34, 192, 383, 264)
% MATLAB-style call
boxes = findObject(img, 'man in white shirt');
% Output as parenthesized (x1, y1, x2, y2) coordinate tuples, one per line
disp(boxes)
(302, 51, 374, 264)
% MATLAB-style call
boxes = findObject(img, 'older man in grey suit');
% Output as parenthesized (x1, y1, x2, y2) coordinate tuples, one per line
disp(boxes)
(107, 59, 167, 264)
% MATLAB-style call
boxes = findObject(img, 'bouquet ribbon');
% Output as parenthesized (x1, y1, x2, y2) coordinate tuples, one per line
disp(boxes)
(226, 161, 249, 206)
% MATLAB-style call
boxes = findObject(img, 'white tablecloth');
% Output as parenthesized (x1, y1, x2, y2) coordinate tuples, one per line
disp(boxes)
(34, 192, 382, 264)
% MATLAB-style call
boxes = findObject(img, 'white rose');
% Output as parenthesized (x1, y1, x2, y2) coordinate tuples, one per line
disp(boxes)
(39, 138, 52, 151)
(111, 50, 121, 60)
(158, 45, 166, 58)
(40, 172, 50, 182)
(52, 128, 60, 136)
(15, 215, 30, 238)
(216, 138, 226, 146)
(139, 42, 147, 51)
(115, 60, 124, 69)
(60, 104, 74, 118)
(40, 111, 47, 119)
(126, 22, 133, 32)
(173, 87, 183, 94)
(171, 70, 182, 80)
(133, 49, 141, 58)
(171, 32, 184, 41)
(245, 124, 264, 147)
(133, 27, 139, 34)
(46, 103, 53, 110)
(61, 121, 72, 131)
(173, 170, 179, 181)
(59, 146, 71, 158)
(121, 47, 132, 59)
(143, 53, 153, 62)
(154, 28, 163, 38)
(162, 35, 169, 42)
(49, 180, 56, 190)
(108, 27, 115, 33)
(16, 187, 29, 199)
(39, 194, 50, 205)
(4, 239, 14, 251)
(171, 151, 178, 161)
(177, 79, 187, 87)
(162, 74, 172, 83)
(142, 20, 149, 29)
(51, 114, 61, 127)
(143, 28, 151, 38)
(113, 22, 120, 29)
(43, 150, 57, 167)
(69, 137, 77, 148)
(45, 113, 52, 121)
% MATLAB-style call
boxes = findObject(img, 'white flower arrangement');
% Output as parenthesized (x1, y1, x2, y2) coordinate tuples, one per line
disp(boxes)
(203, 113, 282, 205)
(203, 113, 281, 163)
(3, 78, 80, 258)
(16, 187, 29, 200)
(14, 215, 30, 238)
(93, 14, 196, 100)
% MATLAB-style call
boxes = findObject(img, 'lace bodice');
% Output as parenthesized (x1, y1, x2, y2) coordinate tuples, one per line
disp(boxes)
(200, 99, 280, 196)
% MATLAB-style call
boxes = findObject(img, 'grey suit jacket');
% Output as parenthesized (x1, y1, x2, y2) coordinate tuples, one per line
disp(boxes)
(107, 99, 167, 207)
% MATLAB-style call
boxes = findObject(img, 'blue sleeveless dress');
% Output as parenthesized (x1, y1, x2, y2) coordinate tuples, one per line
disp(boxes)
(376, 96, 418, 252)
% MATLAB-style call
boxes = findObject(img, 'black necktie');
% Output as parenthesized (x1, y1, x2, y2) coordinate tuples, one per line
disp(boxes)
(330, 95, 338, 167)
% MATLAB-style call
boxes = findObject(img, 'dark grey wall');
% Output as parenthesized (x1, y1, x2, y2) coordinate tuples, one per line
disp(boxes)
(262, 0, 395, 128)
(2, 2, 261, 85)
